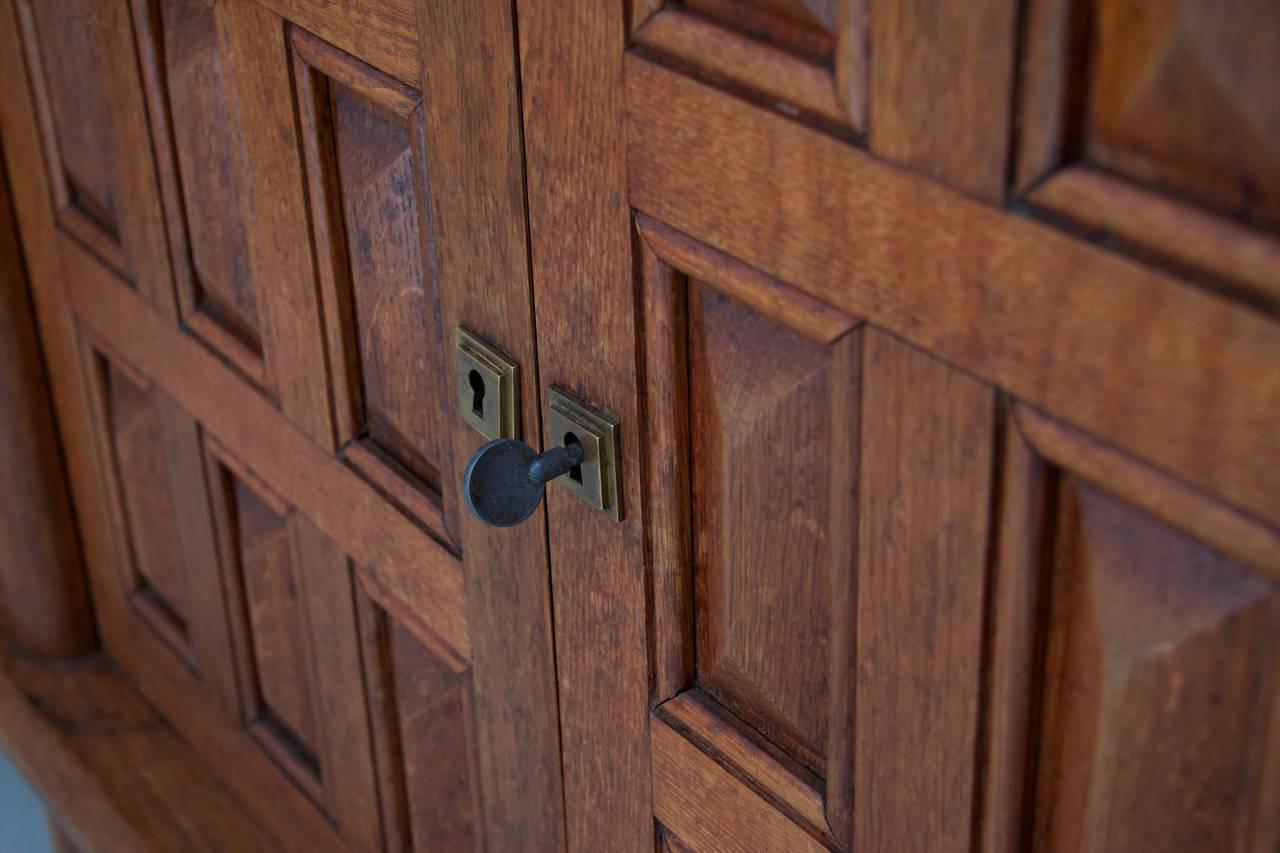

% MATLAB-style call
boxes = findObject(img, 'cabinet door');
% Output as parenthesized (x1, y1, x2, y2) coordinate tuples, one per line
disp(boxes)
(0, 0, 564, 849)
(514, 0, 1280, 850)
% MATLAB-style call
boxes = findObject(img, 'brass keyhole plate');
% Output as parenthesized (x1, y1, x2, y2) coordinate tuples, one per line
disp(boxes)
(546, 386, 622, 521)
(455, 327, 519, 441)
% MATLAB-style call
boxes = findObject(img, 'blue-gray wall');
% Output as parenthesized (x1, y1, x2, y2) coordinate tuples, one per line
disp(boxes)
(0, 752, 50, 853)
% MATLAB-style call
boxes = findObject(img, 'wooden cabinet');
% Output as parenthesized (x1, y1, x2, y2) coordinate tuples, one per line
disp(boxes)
(0, 0, 1276, 850)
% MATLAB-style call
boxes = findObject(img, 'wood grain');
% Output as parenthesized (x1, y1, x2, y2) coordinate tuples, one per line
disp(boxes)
(638, 238, 694, 702)
(868, 0, 1017, 200)
(413, 0, 566, 848)
(516, 0, 654, 845)
(851, 330, 994, 852)
(977, 410, 1052, 853)
(219, 0, 332, 446)
(257, 0, 417, 86)
(626, 55, 1280, 529)
(0, 147, 90, 658)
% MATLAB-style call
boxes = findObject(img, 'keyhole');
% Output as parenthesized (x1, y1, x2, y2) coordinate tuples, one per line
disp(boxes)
(469, 370, 486, 417)
(563, 433, 583, 484)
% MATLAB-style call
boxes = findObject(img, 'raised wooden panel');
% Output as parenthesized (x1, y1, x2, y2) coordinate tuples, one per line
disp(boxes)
(238, 481, 321, 761)
(690, 280, 847, 768)
(103, 362, 190, 645)
(392, 616, 479, 850)
(1033, 477, 1280, 852)
(206, 454, 322, 788)
(19, 0, 124, 270)
(356, 583, 481, 852)
(140, 0, 263, 374)
(639, 220, 860, 846)
(16, 0, 176, 315)
(1018, 0, 1280, 306)
(293, 30, 452, 535)
(639, 221, 996, 850)
(1086, 0, 1280, 231)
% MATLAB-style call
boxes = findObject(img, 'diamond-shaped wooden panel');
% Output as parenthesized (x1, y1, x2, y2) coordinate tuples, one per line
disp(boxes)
(1086, 0, 1280, 229)
(1034, 478, 1280, 851)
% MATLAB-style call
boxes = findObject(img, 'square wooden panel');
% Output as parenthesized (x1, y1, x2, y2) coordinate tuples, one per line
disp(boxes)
(1017, 0, 1280, 307)
(291, 27, 456, 543)
(630, 0, 866, 133)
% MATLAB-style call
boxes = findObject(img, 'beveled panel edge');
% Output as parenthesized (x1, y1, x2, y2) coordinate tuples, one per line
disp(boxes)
(1027, 166, 1280, 310)
(656, 691, 832, 844)
(1014, 403, 1280, 579)
(650, 714, 830, 852)
(632, 8, 848, 129)
(257, 0, 417, 87)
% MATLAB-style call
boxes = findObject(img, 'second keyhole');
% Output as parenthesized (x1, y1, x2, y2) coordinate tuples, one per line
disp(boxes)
(563, 432, 583, 483)
(469, 369, 486, 417)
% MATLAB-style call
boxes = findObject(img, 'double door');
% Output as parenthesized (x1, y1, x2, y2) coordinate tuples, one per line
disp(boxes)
(1, 0, 1278, 851)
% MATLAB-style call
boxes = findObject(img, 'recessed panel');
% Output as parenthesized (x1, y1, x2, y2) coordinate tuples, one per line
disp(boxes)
(1034, 479, 1280, 851)
(158, 0, 261, 350)
(689, 281, 841, 769)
